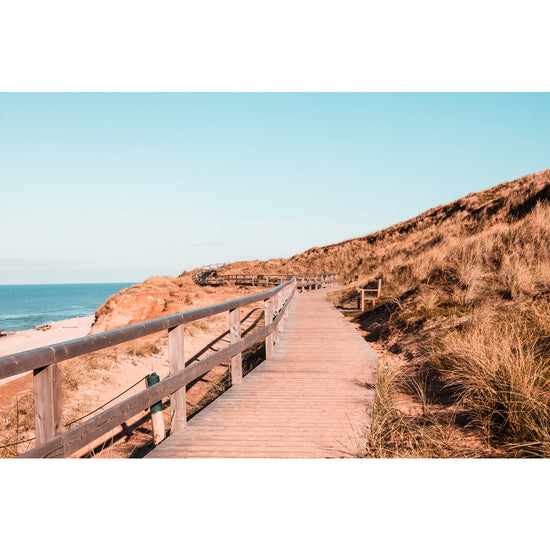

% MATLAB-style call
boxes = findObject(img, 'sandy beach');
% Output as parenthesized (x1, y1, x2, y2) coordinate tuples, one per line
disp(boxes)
(0, 315, 94, 385)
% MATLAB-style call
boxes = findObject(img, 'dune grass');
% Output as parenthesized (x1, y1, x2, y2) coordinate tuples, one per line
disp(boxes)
(221, 169, 550, 457)
(428, 304, 550, 456)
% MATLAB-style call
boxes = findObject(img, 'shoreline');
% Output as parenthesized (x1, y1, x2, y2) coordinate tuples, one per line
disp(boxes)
(0, 315, 95, 386)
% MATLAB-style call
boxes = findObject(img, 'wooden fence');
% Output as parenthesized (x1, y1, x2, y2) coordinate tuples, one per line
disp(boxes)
(0, 278, 301, 458)
(196, 272, 338, 289)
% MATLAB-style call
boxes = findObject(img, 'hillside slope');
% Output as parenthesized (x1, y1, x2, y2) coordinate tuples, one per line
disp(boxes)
(218, 169, 550, 457)
(219, 169, 550, 286)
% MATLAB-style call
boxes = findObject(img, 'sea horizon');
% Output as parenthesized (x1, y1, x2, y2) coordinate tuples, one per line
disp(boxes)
(0, 281, 137, 286)
(0, 282, 136, 333)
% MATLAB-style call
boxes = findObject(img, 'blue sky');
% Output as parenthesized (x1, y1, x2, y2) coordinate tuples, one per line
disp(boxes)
(1, 92, 549, 284)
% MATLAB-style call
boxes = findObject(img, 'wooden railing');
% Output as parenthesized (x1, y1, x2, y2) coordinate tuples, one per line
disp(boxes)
(197, 272, 338, 289)
(0, 278, 298, 458)
(193, 263, 226, 284)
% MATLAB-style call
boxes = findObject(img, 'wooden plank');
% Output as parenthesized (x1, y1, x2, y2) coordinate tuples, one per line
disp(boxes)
(229, 307, 242, 385)
(33, 363, 63, 446)
(274, 293, 281, 343)
(168, 324, 186, 432)
(265, 298, 274, 359)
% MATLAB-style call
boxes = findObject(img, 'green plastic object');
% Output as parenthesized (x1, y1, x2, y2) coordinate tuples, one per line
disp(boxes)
(146, 373, 163, 414)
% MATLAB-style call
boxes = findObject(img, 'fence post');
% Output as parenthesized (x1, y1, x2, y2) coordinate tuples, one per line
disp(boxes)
(33, 363, 63, 445)
(282, 281, 294, 328)
(147, 373, 166, 445)
(280, 288, 288, 331)
(229, 307, 242, 385)
(274, 292, 281, 343)
(265, 297, 274, 359)
(168, 324, 186, 433)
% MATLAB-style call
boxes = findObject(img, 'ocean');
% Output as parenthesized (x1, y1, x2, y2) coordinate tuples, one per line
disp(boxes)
(0, 283, 136, 333)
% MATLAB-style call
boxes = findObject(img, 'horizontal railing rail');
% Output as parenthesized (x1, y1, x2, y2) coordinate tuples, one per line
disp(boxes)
(0, 281, 291, 381)
(1, 278, 298, 458)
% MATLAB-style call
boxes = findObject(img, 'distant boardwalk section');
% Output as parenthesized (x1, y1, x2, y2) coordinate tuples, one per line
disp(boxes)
(147, 288, 377, 458)
(194, 267, 338, 290)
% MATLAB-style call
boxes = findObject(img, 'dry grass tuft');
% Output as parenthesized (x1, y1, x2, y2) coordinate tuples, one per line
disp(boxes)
(428, 304, 550, 456)
(364, 354, 485, 458)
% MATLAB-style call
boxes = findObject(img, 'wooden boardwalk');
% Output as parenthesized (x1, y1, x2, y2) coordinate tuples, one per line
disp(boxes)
(146, 288, 378, 458)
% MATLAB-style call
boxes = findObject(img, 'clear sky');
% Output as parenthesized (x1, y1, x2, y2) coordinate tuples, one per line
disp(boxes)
(1, 92, 549, 284)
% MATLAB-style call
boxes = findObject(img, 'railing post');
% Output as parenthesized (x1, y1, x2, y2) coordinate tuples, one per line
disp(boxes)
(265, 297, 274, 359)
(168, 324, 186, 432)
(281, 281, 294, 328)
(147, 373, 166, 445)
(280, 288, 288, 331)
(274, 292, 281, 343)
(229, 307, 242, 385)
(33, 363, 63, 445)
